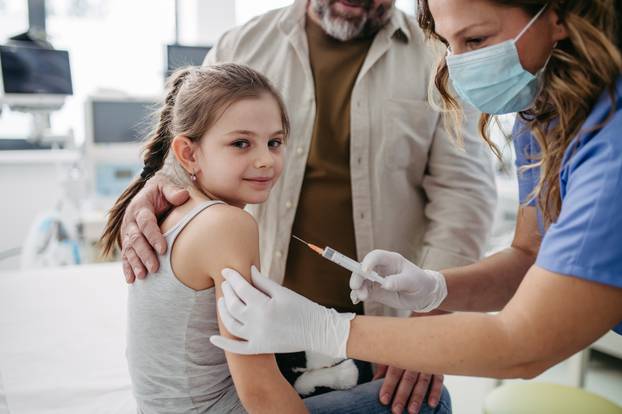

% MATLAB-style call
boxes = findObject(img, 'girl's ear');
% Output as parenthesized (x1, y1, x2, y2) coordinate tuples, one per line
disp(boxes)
(171, 135, 198, 174)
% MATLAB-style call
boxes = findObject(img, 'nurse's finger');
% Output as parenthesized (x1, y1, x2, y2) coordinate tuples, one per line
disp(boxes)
(351, 286, 370, 302)
(361, 250, 403, 276)
(249, 266, 279, 301)
(221, 281, 247, 319)
(217, 298, 245, 338)
(221, 268, 267, 304)
(349, 272, 366, 290)
(210, 335, 252, 355)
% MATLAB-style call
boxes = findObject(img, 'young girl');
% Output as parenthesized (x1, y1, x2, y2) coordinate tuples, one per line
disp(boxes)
(100, 64, 307, 413)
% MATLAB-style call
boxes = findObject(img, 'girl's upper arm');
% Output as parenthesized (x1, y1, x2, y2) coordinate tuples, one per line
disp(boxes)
(188, 205, 285, 395)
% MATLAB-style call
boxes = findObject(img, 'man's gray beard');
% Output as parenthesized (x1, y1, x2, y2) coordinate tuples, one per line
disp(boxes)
(311, 0, 393, 42)
(320, 11, 367, 41)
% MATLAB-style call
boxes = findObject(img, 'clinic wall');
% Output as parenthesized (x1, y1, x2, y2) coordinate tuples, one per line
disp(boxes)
(194, 0, 236, 45)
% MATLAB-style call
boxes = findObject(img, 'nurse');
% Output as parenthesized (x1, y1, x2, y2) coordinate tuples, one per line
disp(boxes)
(210, 0, 622, 381)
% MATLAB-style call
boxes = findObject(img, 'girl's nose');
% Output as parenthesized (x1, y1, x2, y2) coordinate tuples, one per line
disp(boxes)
(254, 148, 274, 169)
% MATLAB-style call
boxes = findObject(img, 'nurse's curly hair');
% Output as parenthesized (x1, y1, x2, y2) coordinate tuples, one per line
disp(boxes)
(417, 0, 622, 226)
(100, 64, 290, 256)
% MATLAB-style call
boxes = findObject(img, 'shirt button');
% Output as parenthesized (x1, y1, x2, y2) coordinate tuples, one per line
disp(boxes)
(275, 250, 283, 258)
(360, 212, 365, 220)
(357, 157, 362, 165)
(296, 147, 304, 156)
(285, 200, 293, 209)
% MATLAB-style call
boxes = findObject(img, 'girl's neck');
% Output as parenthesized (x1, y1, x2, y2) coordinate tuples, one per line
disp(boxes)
(187, 186, 246, 209)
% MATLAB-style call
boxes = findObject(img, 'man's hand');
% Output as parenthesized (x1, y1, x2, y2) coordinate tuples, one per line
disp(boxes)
(374, 364, 444, 414)
(121, 174, 188, 283)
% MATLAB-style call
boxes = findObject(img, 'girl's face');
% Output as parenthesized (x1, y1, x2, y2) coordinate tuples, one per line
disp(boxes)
(429, 0, 567, 73)
(192, 93, 286, 208)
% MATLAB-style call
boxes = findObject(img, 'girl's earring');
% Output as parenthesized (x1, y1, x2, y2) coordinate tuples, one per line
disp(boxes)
(190, 171, 197, 182)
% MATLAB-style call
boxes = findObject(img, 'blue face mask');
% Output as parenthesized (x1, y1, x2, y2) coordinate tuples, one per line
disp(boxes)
(446, 4, 550, 115)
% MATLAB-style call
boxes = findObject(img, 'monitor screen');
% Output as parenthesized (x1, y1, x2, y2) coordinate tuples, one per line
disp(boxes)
(92, 100, 155, 144)
(166, 44, 211, 76)
(0, 44, 73, 95)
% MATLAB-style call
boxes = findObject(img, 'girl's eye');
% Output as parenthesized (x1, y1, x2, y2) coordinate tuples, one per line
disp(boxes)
(268, 138, 283, 149)
(232, 139, 250, 149)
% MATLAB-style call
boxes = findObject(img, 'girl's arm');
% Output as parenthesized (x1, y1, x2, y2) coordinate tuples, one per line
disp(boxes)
(439, 206, 541, 312)
(347, 264, 622, 378)
(175, 204, 307, 414)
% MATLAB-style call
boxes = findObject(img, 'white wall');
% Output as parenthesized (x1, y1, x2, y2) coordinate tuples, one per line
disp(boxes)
(192, 0, 236, 45)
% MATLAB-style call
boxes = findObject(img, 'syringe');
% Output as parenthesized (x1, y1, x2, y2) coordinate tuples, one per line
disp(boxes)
(292, 235, 385, 285)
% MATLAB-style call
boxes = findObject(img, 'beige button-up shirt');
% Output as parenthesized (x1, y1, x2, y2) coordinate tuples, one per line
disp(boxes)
(204, 1, 497, 317)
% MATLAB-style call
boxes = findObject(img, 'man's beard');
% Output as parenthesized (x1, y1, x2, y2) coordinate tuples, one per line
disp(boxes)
(310, 0, 393, 41)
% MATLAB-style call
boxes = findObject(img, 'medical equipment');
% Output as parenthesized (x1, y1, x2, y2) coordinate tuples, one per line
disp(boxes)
(0, 42, 72, 109)
(20, 209, 80, 269)
(292, 235, 385, 285)
(84, 95, 156, 205)
(0, 41, 74, 147)
(165, 44, 212, 78)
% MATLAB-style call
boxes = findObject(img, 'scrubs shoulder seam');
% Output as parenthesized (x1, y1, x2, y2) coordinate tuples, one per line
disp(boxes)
(536, 255, 622, 289)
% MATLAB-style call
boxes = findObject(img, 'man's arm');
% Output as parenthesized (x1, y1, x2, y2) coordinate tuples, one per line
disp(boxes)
(419, 109, 497, 270)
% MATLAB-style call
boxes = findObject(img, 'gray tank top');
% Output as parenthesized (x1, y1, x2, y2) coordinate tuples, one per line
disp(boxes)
(126, 200, 246, 413)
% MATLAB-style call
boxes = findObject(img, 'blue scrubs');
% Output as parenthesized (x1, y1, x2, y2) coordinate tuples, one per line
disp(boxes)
(513, 76, 622, 335)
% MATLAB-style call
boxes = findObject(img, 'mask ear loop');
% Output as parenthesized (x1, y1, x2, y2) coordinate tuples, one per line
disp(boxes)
(514, 3, 550, 43)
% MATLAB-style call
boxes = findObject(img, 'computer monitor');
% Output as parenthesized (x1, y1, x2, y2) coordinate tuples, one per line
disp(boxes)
(0, 43, 73, 108)
(90, 100, 155, 145)
(84, 96, 158, 203)
(165, 44, 212, 77)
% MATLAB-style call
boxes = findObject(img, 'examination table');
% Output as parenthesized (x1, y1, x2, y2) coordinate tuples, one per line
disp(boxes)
(0, 263, 135, 413)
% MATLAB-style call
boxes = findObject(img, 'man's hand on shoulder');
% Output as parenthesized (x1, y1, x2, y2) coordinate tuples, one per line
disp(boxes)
(121, 174, 189, 283)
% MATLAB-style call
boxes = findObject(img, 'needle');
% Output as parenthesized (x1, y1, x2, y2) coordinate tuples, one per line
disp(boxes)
(292, 234, 385, 286)
(292, 235, 325, 255)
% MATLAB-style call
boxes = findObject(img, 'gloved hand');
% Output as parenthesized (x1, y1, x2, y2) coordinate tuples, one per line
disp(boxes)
(210, 266, 355, 359)
(350, 250, 447, 313)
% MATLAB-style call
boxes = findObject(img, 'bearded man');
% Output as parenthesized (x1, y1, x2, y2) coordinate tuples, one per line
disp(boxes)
(120, 1, 497, 413)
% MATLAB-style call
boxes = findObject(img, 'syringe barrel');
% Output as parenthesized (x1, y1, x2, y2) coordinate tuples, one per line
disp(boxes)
(322, 246, 384, 284)
(322, 247, 362, 274)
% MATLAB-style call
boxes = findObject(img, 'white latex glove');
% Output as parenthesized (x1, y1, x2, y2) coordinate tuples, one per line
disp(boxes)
(210, 266, 355, 359)
(350, 249, 447, 312)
